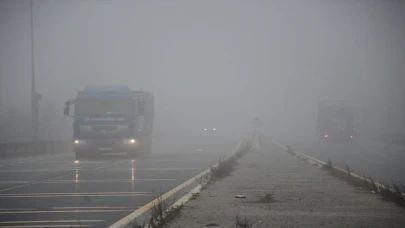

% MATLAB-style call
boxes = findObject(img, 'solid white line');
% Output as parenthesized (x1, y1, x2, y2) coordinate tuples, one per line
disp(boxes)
(0, 181, 32, 184)
(130, 168, 201, 171)
(51, 206, 139, 209)
(0, 192, 146, 195)
(0, 207, 139, 211)
(0, 179, 176, 184)
(0, 225, 92, 228)
(0, 195, 147, 198)
(0, 209, 137, 214)
(0, 220, 103, 224)
(0, 170, 87, 173)
(0, 192, 149, 198)
(42, 179, 177, 183)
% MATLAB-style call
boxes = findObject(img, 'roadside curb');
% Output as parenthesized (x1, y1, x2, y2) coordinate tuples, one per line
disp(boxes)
(109, 137, 252, 228)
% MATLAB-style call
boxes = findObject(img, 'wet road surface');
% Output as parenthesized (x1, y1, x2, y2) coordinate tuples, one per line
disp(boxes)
(0, 135, 237, 227)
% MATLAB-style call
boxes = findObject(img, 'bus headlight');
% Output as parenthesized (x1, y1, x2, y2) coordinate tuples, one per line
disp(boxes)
(123, 139, 136, 145)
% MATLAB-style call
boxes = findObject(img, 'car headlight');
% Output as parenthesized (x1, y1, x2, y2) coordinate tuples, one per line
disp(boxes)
(212, 128, 216, 131)
(123, 139, 136, 145)
(204, 128, 208, 131)
(73, 139, 86, 145)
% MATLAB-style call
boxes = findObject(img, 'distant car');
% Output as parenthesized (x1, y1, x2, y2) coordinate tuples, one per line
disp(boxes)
(203, 128, 217, 132)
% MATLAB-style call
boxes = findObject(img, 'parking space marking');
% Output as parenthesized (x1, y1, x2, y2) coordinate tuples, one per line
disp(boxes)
(137, 167, 201, 170)
(0, 192, 149, 198)
(0, 181, 32, 184)
(0, 170, 85, 173)
(0, 160, 127, 193)
(0, 206, 140, 212)
(0, 167, 201, 173)
(41, 178, 177, 184)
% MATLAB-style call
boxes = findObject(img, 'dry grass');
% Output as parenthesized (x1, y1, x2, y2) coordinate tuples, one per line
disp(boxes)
(321, 158, 333, 170)
(256, 192, 276, 203)
(345, 164, 351, 176)
(190, 192, 200, 200)
(210, 156, 238, 180)
(235, 214, 254, 228)
(196, 172, 212, 190)
(130, 194, 183, 228)
(148, 195, 184, 228)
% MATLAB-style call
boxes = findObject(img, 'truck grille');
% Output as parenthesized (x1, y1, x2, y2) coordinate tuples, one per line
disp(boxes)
(94, 140, 115, 147)
(91, 125, 118, 132)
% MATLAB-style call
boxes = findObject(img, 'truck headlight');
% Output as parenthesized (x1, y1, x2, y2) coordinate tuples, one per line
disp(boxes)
(73, 139, 86, 145)
(123, 139, 136, 145)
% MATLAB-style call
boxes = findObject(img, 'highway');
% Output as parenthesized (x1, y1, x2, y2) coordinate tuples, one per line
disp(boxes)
(278, 137, 405, 185)
(0, 134, 237, 227)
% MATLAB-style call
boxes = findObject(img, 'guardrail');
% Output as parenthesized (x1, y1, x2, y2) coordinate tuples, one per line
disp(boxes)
(0, 141, 71, 158)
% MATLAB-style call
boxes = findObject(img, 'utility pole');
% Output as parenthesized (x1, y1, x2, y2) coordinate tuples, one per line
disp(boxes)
(30, 0, 39, 141)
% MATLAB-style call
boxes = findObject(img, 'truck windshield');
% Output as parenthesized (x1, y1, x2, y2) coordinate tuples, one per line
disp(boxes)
(321, 106, 353, 119)
(74, 98, 134, 115)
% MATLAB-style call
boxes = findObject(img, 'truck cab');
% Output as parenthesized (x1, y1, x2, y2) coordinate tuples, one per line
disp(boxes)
(316, 100, 356, 141)
(64, 86, 154, 159)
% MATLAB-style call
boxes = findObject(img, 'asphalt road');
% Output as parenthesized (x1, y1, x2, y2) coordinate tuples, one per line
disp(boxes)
(0, 134, 238, 228)
(278, 137, 405, 185)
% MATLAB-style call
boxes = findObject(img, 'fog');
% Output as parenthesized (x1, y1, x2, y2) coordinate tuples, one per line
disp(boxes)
(0, 0, 404, 142)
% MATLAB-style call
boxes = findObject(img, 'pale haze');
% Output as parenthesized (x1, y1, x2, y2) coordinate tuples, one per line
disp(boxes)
(0, 0, 404, 141)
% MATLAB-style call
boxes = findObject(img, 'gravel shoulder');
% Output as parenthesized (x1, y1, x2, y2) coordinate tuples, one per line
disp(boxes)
(169, 143, 405, 228)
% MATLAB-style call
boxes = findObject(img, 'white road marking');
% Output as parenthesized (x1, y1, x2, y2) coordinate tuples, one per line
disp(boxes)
(0, 220, 103, 223)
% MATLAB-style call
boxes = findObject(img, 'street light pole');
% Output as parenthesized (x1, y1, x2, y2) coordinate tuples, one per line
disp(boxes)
(30, 0, 38, 141)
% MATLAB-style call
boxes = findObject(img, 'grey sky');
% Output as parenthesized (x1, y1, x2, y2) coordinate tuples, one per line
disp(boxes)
(0, 0, 404, 139)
